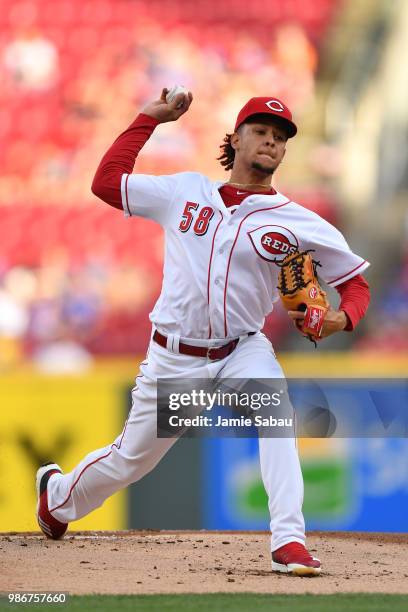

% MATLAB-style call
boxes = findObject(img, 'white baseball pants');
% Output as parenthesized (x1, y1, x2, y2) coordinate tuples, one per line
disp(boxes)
(47, 331, 305, 551)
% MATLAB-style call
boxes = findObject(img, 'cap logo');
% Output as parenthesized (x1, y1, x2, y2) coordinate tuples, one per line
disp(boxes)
(265, 100, 284, 112)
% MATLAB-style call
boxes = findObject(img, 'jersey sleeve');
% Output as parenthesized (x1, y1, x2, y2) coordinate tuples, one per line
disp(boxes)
(120, 172, 181, 226)
(307, 218, 370, 287)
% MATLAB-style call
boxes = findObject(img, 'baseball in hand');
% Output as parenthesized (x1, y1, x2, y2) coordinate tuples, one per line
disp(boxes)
(166, 85, 188, 108)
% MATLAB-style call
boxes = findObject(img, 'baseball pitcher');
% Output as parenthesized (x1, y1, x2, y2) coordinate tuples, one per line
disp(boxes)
(36, 89, 370, 576)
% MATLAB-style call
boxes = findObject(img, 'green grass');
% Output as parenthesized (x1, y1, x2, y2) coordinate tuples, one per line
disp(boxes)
(1, 593, 407, 611)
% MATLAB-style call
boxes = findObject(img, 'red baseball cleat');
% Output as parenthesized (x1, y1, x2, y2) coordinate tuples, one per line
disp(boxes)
(272, 542, 321, 576)
(36, 463, 68, 540)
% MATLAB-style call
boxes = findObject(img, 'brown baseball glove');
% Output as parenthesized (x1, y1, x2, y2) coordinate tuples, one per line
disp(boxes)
(277, 250, 329, 345)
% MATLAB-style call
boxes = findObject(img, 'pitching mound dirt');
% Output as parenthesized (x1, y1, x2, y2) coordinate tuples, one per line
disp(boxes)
(1, 531, 407, 595)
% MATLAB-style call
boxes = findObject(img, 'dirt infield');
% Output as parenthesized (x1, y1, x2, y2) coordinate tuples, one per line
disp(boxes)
(1, 531, 407, 595)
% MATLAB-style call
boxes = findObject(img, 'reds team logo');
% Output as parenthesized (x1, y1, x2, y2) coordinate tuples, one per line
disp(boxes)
(265, 100, 285, 112)
(248, 225, 299, 263)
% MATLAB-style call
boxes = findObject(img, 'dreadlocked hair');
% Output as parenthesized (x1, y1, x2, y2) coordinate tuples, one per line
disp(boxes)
(217, 133, 235, 171)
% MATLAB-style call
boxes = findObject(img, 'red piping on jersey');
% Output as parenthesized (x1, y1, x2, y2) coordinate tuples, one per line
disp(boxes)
(328, 260, 367, 285)
(49, 418, 129, 513)
(223, 201, 291, 337)
(124, 174, 131, 216)
(207, 211, 224, 338)
(49, 361, 150, 513)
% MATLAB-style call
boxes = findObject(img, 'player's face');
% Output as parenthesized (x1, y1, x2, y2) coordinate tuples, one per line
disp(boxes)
(233, 121, 287, 175)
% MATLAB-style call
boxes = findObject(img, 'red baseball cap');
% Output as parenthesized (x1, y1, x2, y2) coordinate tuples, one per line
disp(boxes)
(234, 97, 297, 138)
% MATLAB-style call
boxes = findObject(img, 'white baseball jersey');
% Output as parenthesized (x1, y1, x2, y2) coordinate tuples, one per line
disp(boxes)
(121, 171, 369, 340)
(46, 174, 369, 556)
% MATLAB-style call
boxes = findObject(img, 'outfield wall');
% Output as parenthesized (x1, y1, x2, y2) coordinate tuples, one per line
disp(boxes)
(0, 354, 407, 532)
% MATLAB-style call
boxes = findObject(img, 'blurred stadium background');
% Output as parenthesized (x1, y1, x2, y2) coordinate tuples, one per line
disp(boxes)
(0, 0, 407, 533)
